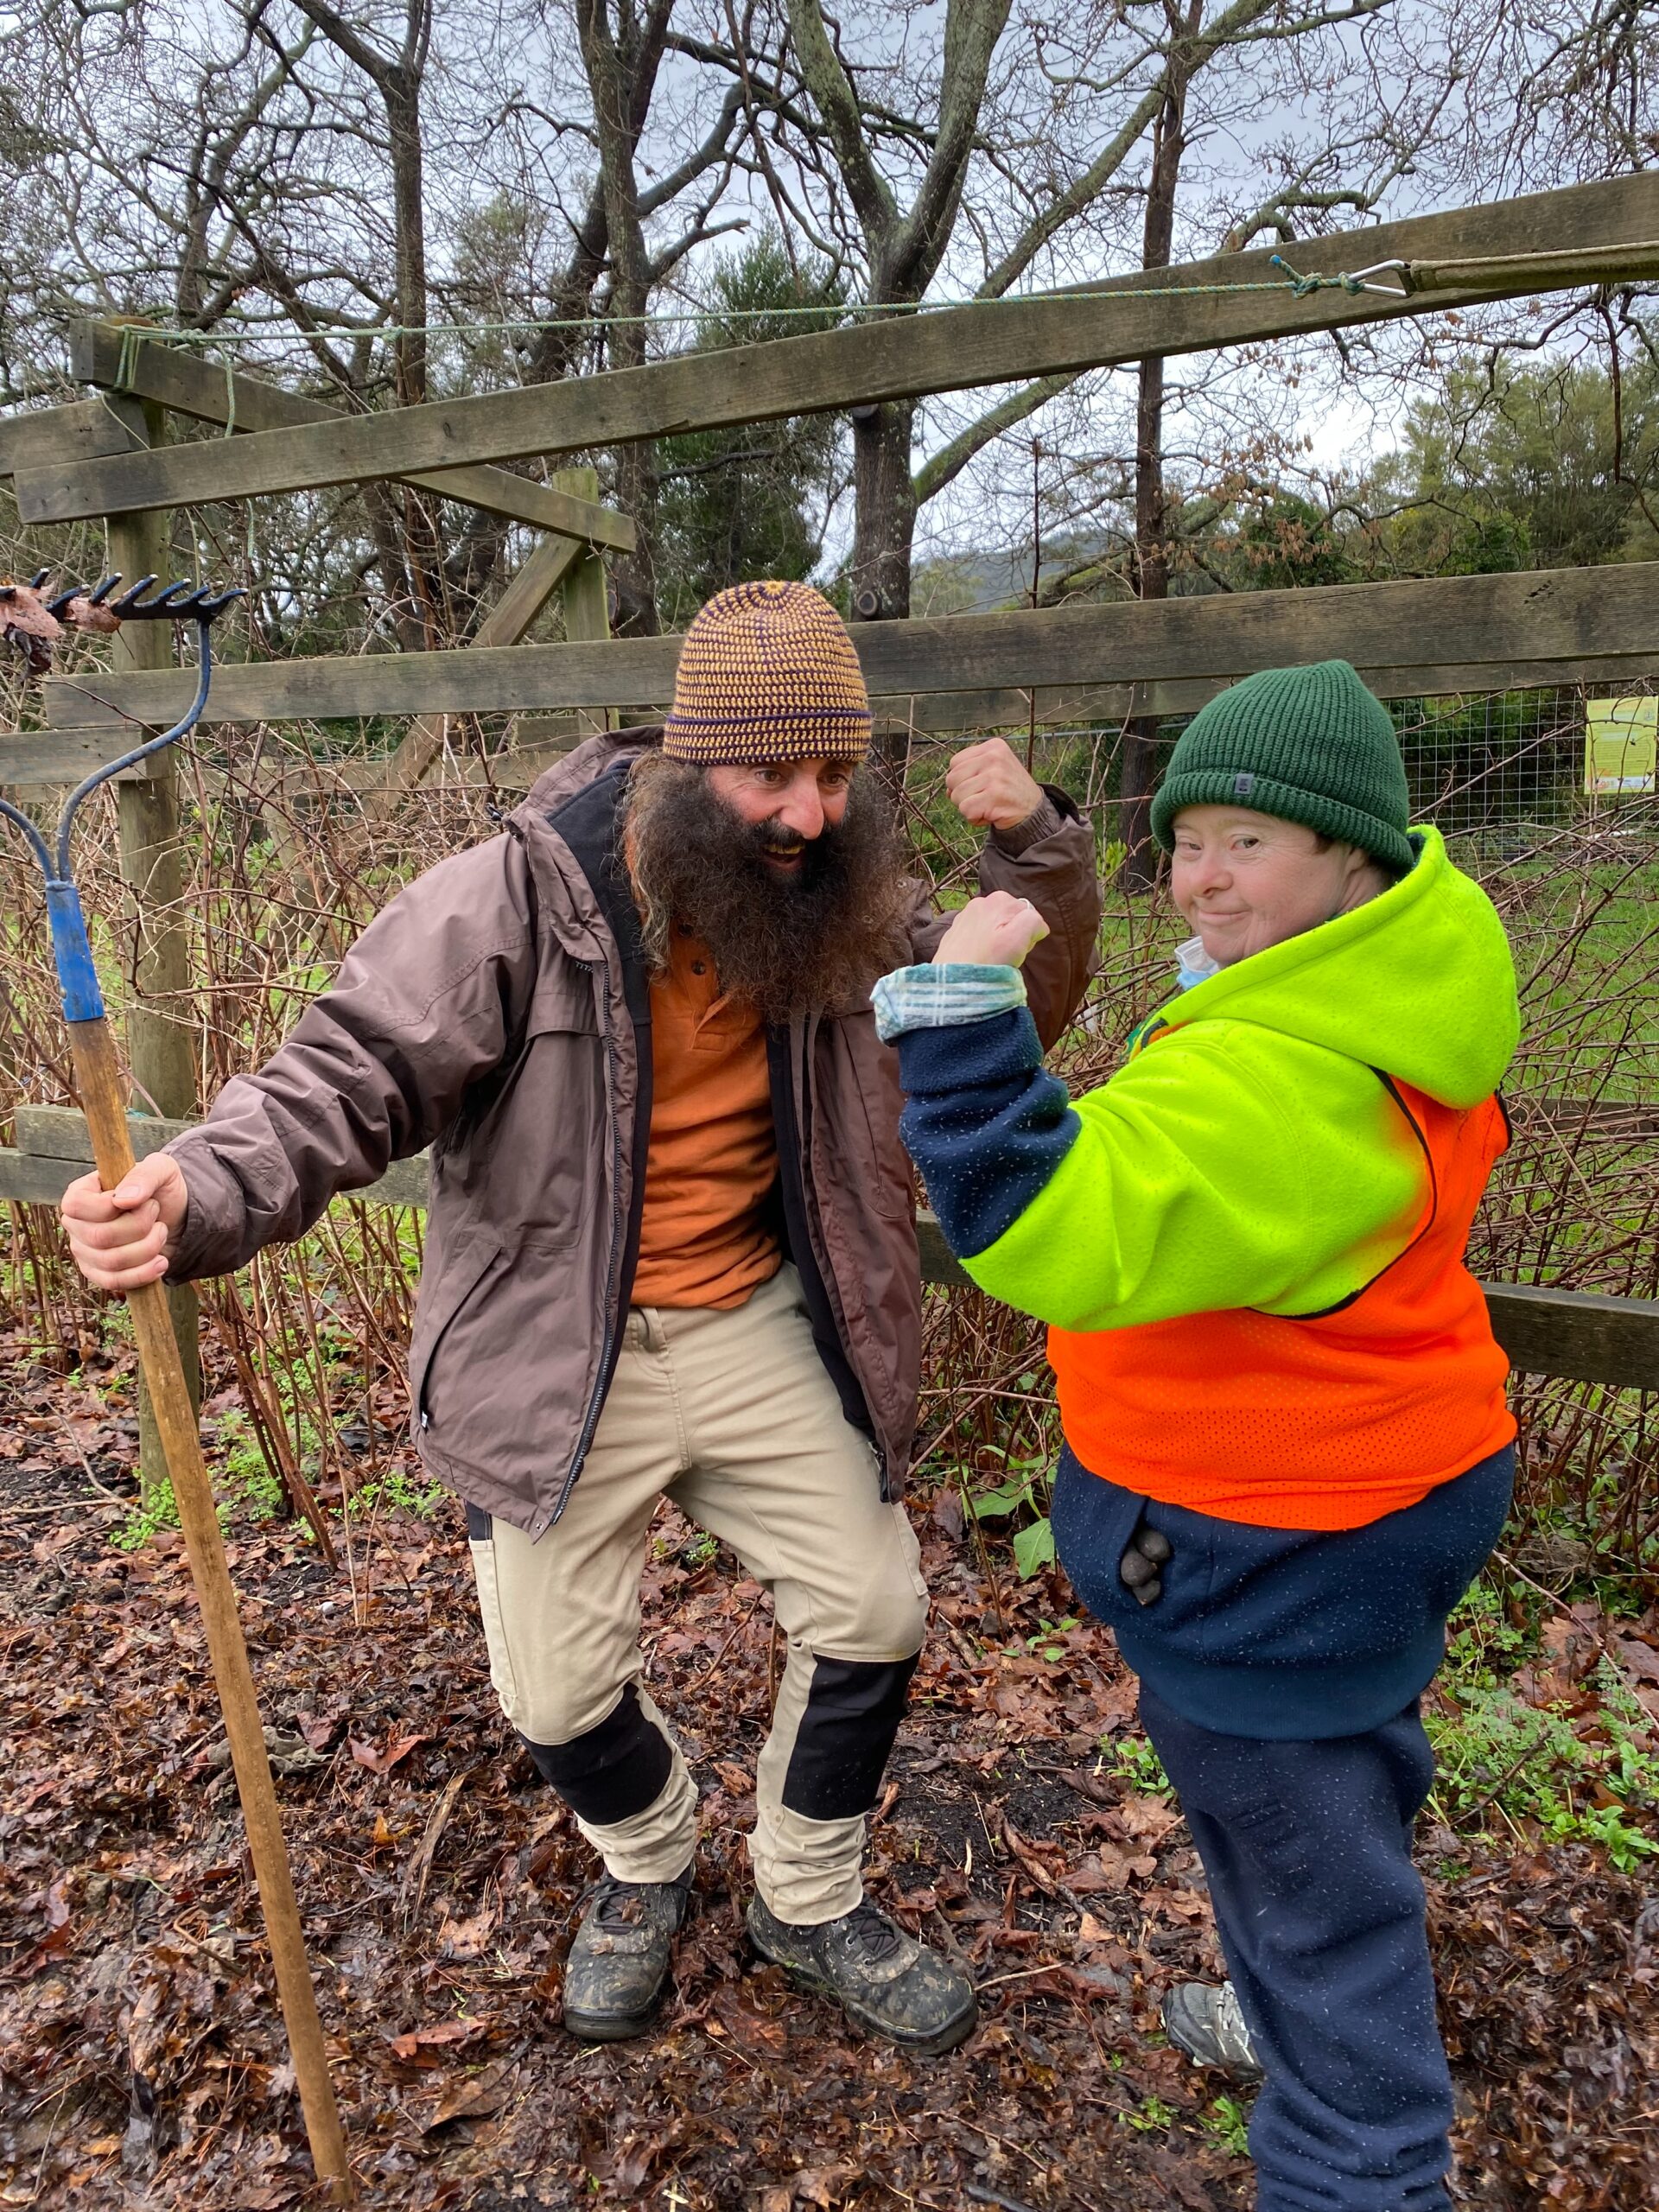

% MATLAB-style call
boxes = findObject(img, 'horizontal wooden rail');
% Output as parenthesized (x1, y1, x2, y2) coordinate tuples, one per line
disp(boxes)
(6, 1108, 1655, 1391)
(0, 731, 165, 787)
(1510, 1098, 1659, 1142)
(15, 173, 1658, 524)
(7, 663, 1657, 791)
(25, 563, 1657, 743)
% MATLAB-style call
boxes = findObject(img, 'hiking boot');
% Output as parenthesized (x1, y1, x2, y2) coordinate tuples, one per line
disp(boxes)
(1162, 1979, 1264, 2083)
(747, 1893, 977, 2056)
(562, 1868, 694, 2041)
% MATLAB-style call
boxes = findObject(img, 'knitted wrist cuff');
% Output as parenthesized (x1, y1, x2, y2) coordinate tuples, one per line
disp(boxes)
(871, 962, 1027, 1044)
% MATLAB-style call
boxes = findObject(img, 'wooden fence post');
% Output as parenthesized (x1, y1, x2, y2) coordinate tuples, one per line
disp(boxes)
(553, 467, 612, 732)
(107, 398, 200, 1497)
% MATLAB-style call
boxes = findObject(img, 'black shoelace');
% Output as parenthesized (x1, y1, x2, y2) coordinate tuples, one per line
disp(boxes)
(588, 1874, 686, 1929)
(836, 1899, 903, 1962)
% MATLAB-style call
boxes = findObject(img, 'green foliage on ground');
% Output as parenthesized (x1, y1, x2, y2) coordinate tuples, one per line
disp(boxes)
(1428, 1579, 1659, 1871)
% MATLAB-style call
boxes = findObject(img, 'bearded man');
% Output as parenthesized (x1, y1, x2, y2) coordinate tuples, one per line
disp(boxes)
(60, 581, 1100, 2054)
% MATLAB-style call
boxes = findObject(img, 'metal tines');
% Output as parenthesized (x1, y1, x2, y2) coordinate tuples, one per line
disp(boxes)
(0, 571, 245, 888)
(39, 571, 245, 622)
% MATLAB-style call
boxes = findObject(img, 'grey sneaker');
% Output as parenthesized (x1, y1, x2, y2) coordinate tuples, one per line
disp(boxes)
(562, 1869, 694, 2041)
(747, 1894, 977, 2056)
(1162, 1979, 1264, 2082)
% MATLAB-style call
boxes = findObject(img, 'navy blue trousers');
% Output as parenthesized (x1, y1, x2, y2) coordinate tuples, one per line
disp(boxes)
(1139, 1681, 1452, 2212)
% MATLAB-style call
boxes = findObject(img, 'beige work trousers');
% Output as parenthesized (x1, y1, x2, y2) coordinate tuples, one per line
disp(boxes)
(467, 1262, 929, 1923)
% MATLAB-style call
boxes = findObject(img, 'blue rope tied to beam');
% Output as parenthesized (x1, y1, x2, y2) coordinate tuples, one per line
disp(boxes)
(1269, 253, 1368, 297)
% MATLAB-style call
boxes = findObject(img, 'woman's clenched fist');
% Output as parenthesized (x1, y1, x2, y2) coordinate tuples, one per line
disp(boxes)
(931, 890, 1052, 969)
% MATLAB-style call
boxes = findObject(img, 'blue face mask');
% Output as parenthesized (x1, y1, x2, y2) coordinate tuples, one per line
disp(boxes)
(1174, 933, 1221, 993)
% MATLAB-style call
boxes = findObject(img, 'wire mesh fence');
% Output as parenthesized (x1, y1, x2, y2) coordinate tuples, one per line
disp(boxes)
(897, 679, 1659, 853)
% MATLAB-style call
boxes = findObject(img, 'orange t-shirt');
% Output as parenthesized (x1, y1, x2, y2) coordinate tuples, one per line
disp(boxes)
(631, 925, 781, 1309)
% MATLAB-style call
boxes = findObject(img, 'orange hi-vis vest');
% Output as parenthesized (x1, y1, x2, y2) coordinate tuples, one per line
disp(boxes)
(1047, 1075, 1517, 1532)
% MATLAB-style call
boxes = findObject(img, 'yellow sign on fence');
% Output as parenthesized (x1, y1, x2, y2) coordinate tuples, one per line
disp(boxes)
(1585, 696, 1658, 796)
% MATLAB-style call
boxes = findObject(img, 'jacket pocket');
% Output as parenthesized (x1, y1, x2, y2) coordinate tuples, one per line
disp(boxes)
(526, 965, 601, 1038)
(409, 1231, 505, 1427)
(1050, 1447, 1151, 1621)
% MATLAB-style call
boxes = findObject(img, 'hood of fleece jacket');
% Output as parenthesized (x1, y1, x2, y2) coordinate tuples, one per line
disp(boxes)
(1155, 826, 1519, 1109)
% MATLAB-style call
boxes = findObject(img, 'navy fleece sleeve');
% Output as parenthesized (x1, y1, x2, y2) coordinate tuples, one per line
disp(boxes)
(896, 1007, 1081, 1259)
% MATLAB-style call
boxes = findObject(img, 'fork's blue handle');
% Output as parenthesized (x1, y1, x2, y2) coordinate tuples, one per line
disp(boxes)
(46, 881, 105, 1022)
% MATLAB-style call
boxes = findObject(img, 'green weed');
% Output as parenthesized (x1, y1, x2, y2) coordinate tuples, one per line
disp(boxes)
(1107, 1731, 1171, 1797)
(217, 1411, 288, 1523)
(111, 1481, 180, 1553)
(1203, 2095, 1253, 2158)
(1427, 1600, 1659, 1872)
(1021, 1614, 1080, 1663)
(348, 1468, 447, 1520)
(1120, 2093, 1175, 2133)
(967, 1455, 1056, 1580)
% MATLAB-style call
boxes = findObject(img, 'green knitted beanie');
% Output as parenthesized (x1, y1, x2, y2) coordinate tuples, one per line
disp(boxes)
(1150, 659, 1414, 874)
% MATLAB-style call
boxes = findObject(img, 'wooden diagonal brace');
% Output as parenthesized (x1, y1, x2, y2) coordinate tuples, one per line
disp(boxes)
(66, 321, 635, 550)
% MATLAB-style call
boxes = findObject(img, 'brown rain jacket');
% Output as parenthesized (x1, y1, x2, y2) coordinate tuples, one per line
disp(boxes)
(164, 729, 1101, 1537)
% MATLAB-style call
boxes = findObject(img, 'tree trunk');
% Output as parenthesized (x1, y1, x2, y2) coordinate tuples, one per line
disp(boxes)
(383, 56, 448, 645)
(608, 435, 658, 638)
(848, 398, 917, 779)
(384, 65, 428, 408)
(292, 0, 446, 643)
(1116, 19, 1194, 893)
(576, 0, 663, 636)
(1118, 346, 1169, 891)
(849, 400, 917, 623)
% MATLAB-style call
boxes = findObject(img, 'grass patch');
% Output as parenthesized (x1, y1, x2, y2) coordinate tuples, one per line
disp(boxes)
(1427, 1578, 1659, 1871)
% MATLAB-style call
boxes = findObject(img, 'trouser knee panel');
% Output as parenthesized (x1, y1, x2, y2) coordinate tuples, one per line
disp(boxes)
(520, 1682, 673, 1825)
(781, 1652, 918, 1821)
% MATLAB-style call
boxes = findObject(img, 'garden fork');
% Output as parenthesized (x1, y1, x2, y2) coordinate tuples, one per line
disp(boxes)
(0, 577, 353, 2201)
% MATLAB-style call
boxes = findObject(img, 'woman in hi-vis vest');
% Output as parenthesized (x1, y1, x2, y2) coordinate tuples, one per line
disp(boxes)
(875, 660, 1518, 2212)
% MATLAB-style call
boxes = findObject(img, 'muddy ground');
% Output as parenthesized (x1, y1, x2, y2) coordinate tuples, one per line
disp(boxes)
(3, 1344, 1656, 2209)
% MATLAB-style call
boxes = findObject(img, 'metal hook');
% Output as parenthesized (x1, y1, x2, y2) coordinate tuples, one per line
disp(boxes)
(1342, 259, 1412, 296)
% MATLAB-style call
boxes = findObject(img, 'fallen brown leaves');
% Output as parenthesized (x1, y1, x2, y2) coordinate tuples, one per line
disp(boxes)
(2, 1326, 1655, 2209)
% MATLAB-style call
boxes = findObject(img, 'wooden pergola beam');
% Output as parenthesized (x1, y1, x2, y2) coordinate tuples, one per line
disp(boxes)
(15, 172, 1658, 525)
(31, 562, 1659, 737)
(44, 321, 636, 550)
(0, 393, 146, 475)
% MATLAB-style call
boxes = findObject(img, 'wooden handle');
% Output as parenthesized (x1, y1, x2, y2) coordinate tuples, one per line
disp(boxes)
(67, 1017, 353, 2202)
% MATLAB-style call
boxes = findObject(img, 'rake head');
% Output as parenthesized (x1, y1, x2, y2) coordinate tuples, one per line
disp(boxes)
(41, 571, 245, 623)
(1, 570, 245, 674)
(0, 571, 244, 899)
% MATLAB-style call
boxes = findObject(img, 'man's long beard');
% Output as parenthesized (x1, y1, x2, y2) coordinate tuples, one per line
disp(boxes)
(623, 752, 912, 1023)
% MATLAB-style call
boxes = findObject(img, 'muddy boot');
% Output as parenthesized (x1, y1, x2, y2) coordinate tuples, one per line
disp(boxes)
(747, 1894, 977, 2056)
(1162, 1979, 1264, 2082)
(562, 1869, 694, 2042)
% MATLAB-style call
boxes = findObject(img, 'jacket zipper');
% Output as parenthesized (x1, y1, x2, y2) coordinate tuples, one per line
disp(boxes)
(771, 1020, 890, 1501)
(550, 964, 628, 1524)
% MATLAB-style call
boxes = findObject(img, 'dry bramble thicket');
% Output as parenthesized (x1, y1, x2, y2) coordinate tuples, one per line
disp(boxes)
(2, 694, 1657, 2209)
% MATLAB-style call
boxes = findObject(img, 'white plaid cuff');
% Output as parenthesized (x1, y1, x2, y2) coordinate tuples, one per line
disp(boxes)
(871, 962, 1028, 1044)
